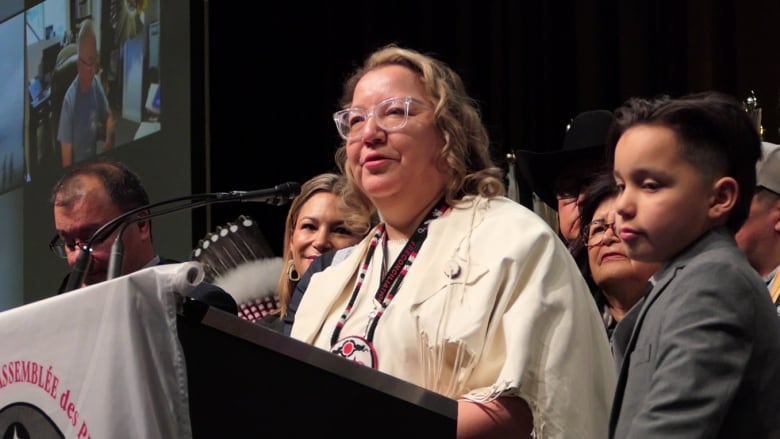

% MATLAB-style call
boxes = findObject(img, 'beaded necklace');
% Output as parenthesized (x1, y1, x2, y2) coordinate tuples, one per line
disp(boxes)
(329, 200, 449, 368)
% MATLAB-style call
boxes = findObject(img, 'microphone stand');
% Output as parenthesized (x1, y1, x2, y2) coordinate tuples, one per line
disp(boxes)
(63, 193, 217, 293)
(106, 197, 219, 280)
(62, 181, 301, 292)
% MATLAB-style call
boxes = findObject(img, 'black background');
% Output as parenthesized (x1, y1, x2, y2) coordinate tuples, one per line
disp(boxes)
(204, 0, 780, 255)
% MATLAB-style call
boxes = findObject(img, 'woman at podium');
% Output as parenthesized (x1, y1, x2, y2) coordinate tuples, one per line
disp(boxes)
(290, 44, 615, 438)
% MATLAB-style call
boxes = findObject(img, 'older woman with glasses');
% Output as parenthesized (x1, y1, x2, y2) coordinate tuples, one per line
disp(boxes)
(289, 44, 615, 438)
(569, 171, 661, 339)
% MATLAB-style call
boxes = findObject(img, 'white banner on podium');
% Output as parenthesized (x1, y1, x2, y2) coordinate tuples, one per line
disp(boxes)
(0, 262, 203, 438)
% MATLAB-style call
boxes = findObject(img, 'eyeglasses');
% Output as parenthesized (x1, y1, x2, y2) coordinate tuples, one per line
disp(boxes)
(78, 56, 97, 69)
(49, 235, 89, 259)
(333, 96, 431, 141)
(583, 219, 618, 248)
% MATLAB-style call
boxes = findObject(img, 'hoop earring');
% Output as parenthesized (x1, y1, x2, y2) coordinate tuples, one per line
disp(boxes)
(287, 260, 300, 282)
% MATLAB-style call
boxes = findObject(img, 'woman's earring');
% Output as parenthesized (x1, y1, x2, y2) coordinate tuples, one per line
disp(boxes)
(287, 260, 300, 282)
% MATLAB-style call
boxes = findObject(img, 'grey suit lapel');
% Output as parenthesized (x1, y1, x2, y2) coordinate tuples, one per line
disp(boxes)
(611, 290, 648, 372)
(611, 229, 725, 378)
(608, 277, 673, 437)
(608, 229, 727, 437)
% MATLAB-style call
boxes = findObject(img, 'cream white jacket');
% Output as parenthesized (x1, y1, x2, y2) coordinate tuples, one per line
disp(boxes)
(292, 196, 615, 438)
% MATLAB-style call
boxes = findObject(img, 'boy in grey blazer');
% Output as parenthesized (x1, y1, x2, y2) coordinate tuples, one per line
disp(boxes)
(607, 91, 780, 438)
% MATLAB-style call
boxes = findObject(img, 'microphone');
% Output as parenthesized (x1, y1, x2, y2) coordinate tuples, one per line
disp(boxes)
(63, 182, 301, 292)
(64, 193, 216, 293)
(216, 181, 302, 205)
(105, 181, 301, 281)
(187, 282, 238, 315)
(106, 181, 300, 280)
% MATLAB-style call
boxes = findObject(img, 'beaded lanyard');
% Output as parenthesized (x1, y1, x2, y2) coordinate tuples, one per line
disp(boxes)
(329, 200, 449, 357)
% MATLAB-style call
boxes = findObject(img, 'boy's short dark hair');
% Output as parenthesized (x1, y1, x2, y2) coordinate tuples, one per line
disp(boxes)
(606, 91, 762, 233)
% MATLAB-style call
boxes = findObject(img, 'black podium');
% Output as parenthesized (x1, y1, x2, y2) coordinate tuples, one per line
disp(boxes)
(177, 300, 458, 437)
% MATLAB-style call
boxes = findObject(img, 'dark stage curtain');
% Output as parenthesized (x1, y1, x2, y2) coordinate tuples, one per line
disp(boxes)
(205, 0, 779, 252)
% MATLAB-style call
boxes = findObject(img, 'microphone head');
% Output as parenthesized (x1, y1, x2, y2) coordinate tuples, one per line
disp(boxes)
(280, 181, 301, 197)
(188, 282, 239, 315)
(270, 182, 301, 206)
(61, 247, 93, 293)
(213, 183, 304, 205)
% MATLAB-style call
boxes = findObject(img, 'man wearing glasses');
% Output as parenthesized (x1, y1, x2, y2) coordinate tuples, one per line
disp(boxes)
(57, 18, 115, 168)
(515, 110, 615, 246)
(49, 159, 174, 293)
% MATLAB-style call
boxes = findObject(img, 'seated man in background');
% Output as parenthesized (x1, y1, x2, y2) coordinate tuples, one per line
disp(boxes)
(515, 109, 615, 246)
(736, 141, 780, 314)
(50, 158, 175, 293)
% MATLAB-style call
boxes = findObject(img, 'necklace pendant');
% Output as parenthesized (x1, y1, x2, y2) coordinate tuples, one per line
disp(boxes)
(331, 335, 378, 369)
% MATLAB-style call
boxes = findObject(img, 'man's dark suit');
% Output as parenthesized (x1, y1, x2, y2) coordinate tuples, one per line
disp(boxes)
(282, 250, 337, 336)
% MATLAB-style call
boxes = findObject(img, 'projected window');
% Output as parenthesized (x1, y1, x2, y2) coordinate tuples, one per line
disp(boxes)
(104, 0, 162, 148)
(24, 0, 67, 182)
(0, 12, 25, 195)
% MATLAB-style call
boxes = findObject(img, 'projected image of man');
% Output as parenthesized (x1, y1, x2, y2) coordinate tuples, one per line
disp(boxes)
(57, 18, 115, 168)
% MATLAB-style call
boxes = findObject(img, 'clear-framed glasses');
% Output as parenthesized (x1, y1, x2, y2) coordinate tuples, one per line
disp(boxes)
(78, 56, 97, 70)
(49, 234, 89, 259)
(584, 219, 618, 248)
(333, 96, 432, 141)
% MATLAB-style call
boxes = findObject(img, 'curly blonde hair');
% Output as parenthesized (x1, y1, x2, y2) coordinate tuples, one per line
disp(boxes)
(334, 44, 505, 224)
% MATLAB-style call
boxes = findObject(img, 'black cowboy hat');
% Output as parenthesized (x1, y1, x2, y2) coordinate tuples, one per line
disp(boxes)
(515, 109, 616, 210)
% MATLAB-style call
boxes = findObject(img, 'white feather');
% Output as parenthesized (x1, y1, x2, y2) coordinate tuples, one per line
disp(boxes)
(212, 257, 284, 305)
